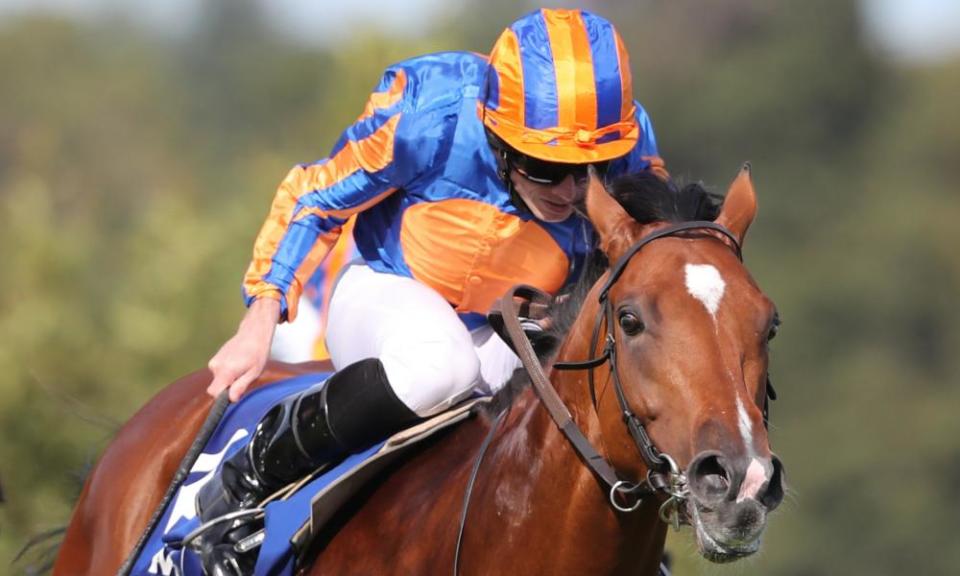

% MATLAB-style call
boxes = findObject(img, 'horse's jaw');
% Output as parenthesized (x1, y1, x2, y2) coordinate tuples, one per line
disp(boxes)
(686, 496, 768, 563)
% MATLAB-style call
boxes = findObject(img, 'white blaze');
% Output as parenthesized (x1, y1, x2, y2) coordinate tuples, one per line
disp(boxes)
(735, 396, 769, 501)
(684, 264, 725, 317)
(738, 458, 768, 502)
(735, 395, 754, 450)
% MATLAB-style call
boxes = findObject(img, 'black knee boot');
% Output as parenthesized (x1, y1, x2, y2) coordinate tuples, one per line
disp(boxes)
(194, 358, 420, 575)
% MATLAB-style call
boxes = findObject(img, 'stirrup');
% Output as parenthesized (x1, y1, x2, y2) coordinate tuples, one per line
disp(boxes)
(202, 541, 255, 576)
(182, 509, 264, 576)
(181, 508, 265, 551)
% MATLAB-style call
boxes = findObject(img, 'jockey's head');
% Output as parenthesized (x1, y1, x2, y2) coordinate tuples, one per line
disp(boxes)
(481, 8, 638, 222)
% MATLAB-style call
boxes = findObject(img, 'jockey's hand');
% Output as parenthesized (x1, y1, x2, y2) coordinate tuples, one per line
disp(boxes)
(206, 297, 281, 402)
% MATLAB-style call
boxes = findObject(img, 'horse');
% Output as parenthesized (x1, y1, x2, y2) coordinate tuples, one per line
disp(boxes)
(54, 165, 784, 575)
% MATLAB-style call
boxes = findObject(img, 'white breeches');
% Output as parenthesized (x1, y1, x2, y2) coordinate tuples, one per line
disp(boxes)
(270, 294, 322, 363)
(325, 263, 522, 417)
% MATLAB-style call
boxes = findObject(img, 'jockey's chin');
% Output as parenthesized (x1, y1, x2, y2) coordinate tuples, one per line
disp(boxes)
(511, 172, 583, 223)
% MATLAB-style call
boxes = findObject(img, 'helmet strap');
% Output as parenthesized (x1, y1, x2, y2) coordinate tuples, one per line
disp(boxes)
(501, 151, 533, 215)
(487, 129, 532, 215)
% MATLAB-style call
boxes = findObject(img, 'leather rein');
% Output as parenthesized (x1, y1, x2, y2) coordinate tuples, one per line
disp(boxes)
(494, 221, 744, 518)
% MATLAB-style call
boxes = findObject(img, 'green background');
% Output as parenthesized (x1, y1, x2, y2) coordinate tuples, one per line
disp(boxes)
(2, 1, 958, 574)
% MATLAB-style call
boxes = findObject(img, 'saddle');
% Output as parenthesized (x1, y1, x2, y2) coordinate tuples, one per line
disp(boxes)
(122, 372, 490, 576)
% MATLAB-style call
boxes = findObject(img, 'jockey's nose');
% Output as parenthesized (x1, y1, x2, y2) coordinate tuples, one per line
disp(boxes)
(548, 174, 582, 203)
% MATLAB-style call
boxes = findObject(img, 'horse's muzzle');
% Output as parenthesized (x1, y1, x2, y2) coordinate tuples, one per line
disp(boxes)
(684, 450, 785, 562)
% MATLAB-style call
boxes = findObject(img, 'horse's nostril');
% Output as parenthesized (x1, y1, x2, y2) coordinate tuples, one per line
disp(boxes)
(759, 455, 785, 510)
(689, 453, 732, 503)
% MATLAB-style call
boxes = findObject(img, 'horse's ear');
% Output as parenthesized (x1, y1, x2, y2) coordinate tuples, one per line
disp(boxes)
(716, 162, 758, 246)
(585, 167, 636, 260)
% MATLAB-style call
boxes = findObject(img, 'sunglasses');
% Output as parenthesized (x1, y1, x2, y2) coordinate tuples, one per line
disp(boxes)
(510, 152, 608, 186)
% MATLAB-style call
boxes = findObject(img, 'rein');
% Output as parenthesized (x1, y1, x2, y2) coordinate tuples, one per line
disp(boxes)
(496, 221, 743, 518)
(117, 392, 231, 576)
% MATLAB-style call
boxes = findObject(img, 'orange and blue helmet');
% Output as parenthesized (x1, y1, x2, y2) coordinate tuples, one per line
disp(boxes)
(481, 8, 639, 165)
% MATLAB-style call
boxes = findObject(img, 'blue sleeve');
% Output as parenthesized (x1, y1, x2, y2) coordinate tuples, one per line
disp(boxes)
(242, 65, 425, 321)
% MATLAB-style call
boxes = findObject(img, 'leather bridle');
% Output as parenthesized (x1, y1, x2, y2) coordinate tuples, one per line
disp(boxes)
(495, 220, 754, 518)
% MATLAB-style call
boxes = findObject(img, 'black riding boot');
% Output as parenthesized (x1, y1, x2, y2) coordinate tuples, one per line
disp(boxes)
(194, 358, 420, 576)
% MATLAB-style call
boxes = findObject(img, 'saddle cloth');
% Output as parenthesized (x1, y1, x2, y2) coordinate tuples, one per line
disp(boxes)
(127, 372, 488, 576)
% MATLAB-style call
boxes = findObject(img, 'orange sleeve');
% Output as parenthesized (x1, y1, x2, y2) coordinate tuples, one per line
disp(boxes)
(242, 69, 408, 321)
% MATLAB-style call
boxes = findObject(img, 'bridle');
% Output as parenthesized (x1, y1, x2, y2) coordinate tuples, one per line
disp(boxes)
(496, 220, 757, 522)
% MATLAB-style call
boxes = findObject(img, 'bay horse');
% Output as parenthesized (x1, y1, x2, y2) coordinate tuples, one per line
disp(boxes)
(54, 165, 784, 575)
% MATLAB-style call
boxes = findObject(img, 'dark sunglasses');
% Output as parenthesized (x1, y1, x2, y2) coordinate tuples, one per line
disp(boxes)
(510, 152, 608, 186)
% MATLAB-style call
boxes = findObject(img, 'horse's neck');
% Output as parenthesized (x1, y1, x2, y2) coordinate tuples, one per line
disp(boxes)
(482, 354, 665, 574)
(487, 390, 665, 574)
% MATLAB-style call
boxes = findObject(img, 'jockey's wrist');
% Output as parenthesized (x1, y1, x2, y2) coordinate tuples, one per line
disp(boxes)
(244, 296, 282, 326)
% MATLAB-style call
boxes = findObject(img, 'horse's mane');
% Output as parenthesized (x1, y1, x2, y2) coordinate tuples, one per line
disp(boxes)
(488, 172, 722, 412)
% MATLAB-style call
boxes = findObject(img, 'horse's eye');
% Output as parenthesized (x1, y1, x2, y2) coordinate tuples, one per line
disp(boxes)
(619, 311, 645, 336)
(768, 314, 781, 341)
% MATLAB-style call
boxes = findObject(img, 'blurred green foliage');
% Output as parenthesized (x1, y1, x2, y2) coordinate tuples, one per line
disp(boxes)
(1, 0, 958, 574)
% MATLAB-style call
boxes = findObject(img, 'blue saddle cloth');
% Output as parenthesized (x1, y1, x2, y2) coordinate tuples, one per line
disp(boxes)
(127, 371, 386, 576)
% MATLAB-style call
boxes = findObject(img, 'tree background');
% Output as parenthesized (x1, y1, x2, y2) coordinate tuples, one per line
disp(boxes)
(1, 0, 958, 574)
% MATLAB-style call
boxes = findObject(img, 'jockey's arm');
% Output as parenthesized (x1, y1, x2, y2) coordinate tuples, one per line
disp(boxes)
(633, 101, 669, 180)
(207, 66, 416, 402)
(207, 297, 281, 402)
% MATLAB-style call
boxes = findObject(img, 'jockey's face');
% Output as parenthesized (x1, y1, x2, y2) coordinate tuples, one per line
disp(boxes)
(510, 170, 584, 223)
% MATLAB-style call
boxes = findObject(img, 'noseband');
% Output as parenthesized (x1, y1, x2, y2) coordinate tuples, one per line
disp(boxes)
(498, 220, 746, 520)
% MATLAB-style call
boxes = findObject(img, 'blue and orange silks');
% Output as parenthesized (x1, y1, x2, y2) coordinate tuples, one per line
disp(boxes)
(243, 15, 665, 330)
(301, 217, 360, 360)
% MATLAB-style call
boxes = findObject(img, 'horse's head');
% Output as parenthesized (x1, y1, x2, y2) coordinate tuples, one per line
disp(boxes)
(576, 165, 784, 562)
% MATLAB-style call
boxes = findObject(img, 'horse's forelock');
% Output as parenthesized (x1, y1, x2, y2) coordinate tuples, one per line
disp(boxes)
(609, 172, 723, 224)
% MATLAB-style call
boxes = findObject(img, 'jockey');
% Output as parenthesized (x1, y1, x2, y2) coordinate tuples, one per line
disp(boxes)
(198, 8, 668, 573)
(268, 218, 360, 362)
